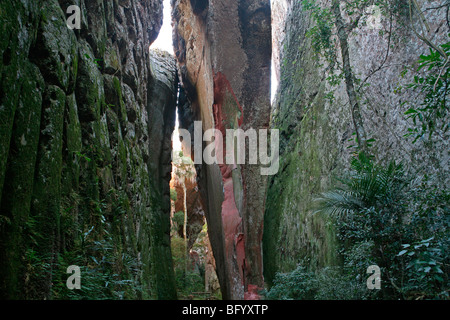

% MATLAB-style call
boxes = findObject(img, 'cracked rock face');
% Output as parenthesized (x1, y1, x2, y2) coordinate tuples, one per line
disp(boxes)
(172, 0, 272, 300)
(0, 0, 179, 299)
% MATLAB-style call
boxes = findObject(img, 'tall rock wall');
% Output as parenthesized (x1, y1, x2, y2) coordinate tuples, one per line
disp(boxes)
(0, 0, 178, 299)
(264, 0, 449, 286)
(172, 0, 272, 300)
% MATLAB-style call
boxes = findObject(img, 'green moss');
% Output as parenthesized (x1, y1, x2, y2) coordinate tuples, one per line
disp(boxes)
(75, 41, 104, 122)
(0, 16, 21, 204)
(107, 48, 120, 71)
(0, 67, 20, 204)
(0, 63, 45, 298)
(263, 2, 343, 286)
(34, 0, 78, 92)
(117, 132, 128, 188)
(112, 76, 128, 125)
(61, 94, 82, 196)
(149, 191, 178, 300)
(91, 114, 112, 167)
(65, 94, 82, 153)
(27, 85, 66, 298)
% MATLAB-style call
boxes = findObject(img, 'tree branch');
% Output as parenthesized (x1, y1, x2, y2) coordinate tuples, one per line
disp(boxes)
(409, 0, 448, 59)
(332, 0, 367, 151)
(357, 12, 393, 92)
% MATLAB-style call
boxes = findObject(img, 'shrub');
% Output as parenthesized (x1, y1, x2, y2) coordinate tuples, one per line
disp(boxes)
(267, 153, 449, 300)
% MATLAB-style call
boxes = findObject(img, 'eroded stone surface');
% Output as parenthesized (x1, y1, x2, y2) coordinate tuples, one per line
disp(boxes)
(0, 0, 179, 300)
(264, 0, 449, 286)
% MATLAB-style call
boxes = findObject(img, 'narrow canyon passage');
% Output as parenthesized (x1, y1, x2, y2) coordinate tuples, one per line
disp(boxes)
(0, 0, 448, 302)
(167, 0, 272, 300)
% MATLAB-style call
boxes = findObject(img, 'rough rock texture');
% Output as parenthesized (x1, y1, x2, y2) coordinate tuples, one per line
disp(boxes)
(0, 0, 178, 299)
(263, 0, 449, 286)
(270, 0, 291, 86)
(147, 49, 179, 299)
(170, 168, 206, 250)
(172, 0, 272, 299)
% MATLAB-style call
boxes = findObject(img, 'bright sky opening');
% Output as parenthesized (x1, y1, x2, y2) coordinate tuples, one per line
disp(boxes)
(152, 0, 277, 153)
(151, 0, 181, 151)
(151, 0, 174, 55)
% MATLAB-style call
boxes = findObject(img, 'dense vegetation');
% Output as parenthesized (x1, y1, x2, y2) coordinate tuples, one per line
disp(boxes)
(265, 0, 449, 300)
(266, 152, 449, 300)
(1, 0, 447, 301)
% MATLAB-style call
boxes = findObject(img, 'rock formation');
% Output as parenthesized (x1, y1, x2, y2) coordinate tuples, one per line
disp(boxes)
(0, 0, 178, 299)
(263, 0, 449, 286)
(1, 0, 447, 302)
(172, 0, 272, 300)
(170, 161, 206, 251)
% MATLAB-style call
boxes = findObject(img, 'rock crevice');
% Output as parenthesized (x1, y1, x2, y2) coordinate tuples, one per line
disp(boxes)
(172, 0, 272, 300)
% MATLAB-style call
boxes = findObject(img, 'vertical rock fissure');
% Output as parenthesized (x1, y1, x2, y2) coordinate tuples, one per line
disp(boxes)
(172, 0, 272, 300)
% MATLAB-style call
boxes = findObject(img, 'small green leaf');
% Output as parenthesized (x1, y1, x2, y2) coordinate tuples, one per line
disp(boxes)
(405, 108, 417, 115)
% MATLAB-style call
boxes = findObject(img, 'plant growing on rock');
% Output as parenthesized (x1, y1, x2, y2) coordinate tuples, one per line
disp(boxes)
(302, 0, 449, 151)
(314, 152, 449, 299)
(403, 41, 450, 143)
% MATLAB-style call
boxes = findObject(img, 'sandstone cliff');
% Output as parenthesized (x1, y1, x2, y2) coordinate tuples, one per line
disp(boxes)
(172, 0, 272, 300)
(0, 0, 178, 299)
(264, 0, 449, 288)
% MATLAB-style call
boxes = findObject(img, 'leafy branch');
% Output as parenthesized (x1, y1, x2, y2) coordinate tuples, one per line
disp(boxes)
(403, 41, 450, 143)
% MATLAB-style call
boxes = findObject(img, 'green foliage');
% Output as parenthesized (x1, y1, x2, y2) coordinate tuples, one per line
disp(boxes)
(173, 211, 185, 228)
(264, 264, 318, 300)
(264, 263, 370, 300)
(315, 152, 405, 219)
(51, 201, 143, 300)
(313, 267, 369, 300)
(170, 188, 178, 202)
(268, 152, 449, 300)
(19, 188, 142, 301)
(302, 0, 336, 64)
(397, 237, 446, 297)
(325, 154, 449, 299)
(84, 53, 103, 69)
(397, 183, 450, 299)
(301, 0, 394, 76)
(74, 151, 92, 163)
(171, 236, 205, 299)
(403, 41, 450, 143)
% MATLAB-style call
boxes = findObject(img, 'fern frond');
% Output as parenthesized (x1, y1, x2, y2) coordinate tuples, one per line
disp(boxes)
(314, 190, 363, 219)
(314, 155, 406, 220)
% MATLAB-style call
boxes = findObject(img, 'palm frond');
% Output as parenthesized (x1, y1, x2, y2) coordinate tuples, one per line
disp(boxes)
(314, 190, 364, 219)
(315, 154, 406, 219)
